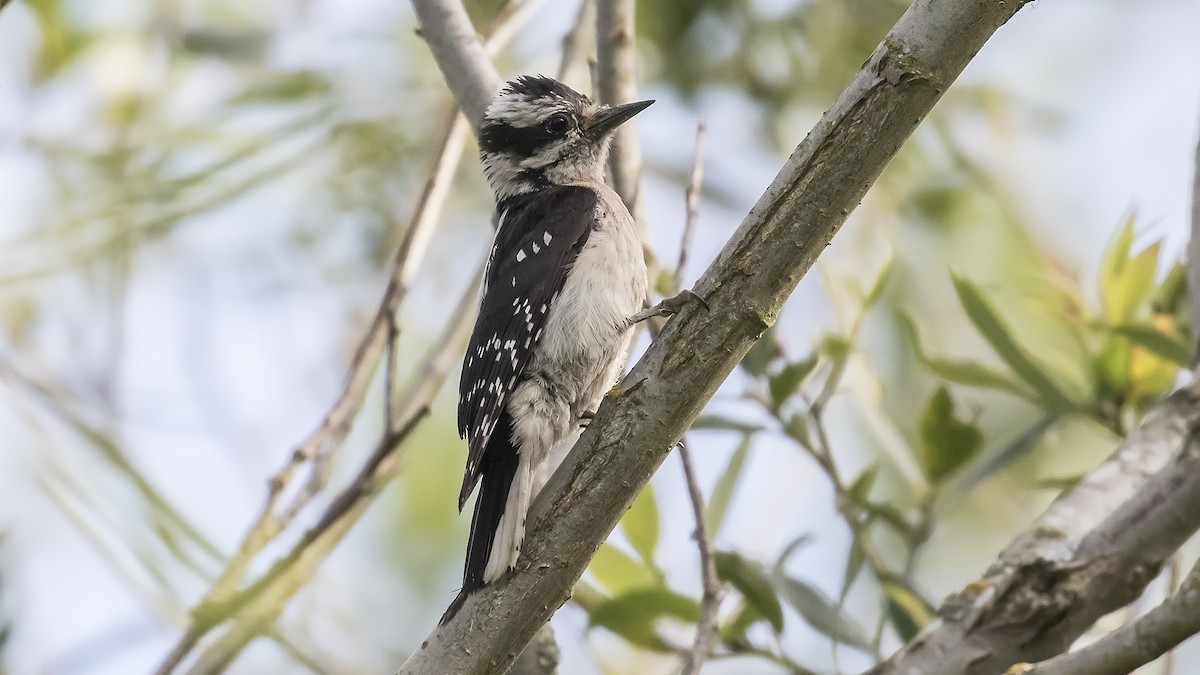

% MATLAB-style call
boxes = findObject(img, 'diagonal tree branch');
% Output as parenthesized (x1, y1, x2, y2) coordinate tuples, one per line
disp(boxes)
(866, 382, 1200, 675)
(1011, 557, 1200, 675)
(398, 0, 1039, 672)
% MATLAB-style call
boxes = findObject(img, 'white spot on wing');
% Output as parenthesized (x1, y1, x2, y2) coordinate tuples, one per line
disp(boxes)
(516, 249, 526, 262)
(543, 231, 552, 245)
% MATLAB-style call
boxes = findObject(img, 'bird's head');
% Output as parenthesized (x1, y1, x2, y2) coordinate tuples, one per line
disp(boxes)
(478, 75, 653, 201)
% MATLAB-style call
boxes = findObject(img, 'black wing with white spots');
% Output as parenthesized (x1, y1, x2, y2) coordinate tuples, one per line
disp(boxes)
(457, 185, 597, 507)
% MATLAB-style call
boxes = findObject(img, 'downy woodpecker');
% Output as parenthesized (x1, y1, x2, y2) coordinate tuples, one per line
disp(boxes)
(444, 75, 652, 622)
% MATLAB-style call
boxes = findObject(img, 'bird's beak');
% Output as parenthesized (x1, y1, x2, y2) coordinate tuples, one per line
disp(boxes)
(586, 99, 654, 138)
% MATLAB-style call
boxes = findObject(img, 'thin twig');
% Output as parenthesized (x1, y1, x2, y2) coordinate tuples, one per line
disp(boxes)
(1163, 553, 1182, 675)
(385, 315, 401, 435)
(557, 0, 595, 85)
(674, 121, 706, 294)
(175, 259, 484, 674)
(671, 120, 721, 675)
(595, 0, 656, 273)
(678, 440, 724, 675)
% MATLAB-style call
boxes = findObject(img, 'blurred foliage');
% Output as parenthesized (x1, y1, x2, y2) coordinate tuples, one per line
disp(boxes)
(0, 0, 1191, 673)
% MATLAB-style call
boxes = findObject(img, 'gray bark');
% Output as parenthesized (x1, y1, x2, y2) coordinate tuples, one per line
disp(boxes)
(866, 383, 1200, 674)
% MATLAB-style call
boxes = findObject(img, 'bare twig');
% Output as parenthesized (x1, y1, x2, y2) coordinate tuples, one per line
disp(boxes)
(675, 121, 706, 293)
(1011, 557, 1200, 675)
(1163, 553, 1183, 675)
(385, 316, 400, 435)
(595, 0, 656, 272)
(175, 260, 483, 673)
(557, 0, 596, 86)
(673, 121, 722, 675)
(678, 440, 724, 675)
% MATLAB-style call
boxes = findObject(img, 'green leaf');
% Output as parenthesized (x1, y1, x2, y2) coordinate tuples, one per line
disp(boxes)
(589, 543, 656, 593)
(897, 313, 1032, 398)
(741, 325, 781, 376)
(1100, 217, 1159, 323)
(718, 602, 765, 647)
(951, 276, 1075, 410)
(775, 575, 873, 652)
(716, 551, 784, 633)
(1111, 322, 1191, 365)
(847, 465, 879, 503)
(882, 580, 935, 642)
(1155, 261, 1188, 315)
(623, 485, 660, 565)
(588, 586, 700, 651)
(769, 357, 818, 410)
(706, 434, 752, 537)
(919, 387, 984, 482)
(774, 534, 815, 570)
(861, 502, 913, 535)
(840, 542, 865, 600)
(865, 256, 896, 307)
(691, 415, 763, 434)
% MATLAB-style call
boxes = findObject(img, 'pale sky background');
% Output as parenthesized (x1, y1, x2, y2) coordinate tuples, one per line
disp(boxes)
(1, 0, 1199, 673)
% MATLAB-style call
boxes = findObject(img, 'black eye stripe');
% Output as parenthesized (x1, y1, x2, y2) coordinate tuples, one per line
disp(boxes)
(479, 122, 559, 157)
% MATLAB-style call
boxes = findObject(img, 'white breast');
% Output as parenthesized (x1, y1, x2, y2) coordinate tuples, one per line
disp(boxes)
(539, 185, 647, 368)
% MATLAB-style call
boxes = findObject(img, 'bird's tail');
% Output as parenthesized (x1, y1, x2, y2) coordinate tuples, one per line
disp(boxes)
(441, 412, 530, 624)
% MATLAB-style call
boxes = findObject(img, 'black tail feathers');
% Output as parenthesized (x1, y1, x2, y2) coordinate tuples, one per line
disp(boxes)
(440, 412, 519, 625)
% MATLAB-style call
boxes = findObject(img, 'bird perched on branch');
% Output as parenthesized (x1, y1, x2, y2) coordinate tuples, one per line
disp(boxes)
(444, 75, 653, 623)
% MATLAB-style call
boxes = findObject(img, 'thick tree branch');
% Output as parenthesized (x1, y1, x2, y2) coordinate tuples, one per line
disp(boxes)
(410, 0, 503, 128)
(1011, 557, 1200, 675)
(866, 382, 1200, 675)
(398, 0, 1037, 672)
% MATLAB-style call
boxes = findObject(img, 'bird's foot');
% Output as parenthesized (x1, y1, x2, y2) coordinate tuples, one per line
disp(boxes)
(626, 290, 709, 327)
(578, 409, 596, 429)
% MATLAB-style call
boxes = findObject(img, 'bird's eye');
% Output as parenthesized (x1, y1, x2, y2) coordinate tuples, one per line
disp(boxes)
(544, 114, 570, 135)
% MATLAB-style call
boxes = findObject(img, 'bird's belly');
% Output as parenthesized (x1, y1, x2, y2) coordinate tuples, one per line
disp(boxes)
(530, 226, 646, 410)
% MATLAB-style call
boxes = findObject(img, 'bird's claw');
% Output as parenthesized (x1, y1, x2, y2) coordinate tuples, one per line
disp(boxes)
(627, 289, 709, 326)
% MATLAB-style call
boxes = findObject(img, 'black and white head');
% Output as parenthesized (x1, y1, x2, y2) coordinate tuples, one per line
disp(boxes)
(478, 75, 653, 201)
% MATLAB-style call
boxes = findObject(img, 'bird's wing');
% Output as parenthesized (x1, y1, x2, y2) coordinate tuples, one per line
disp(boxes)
(457, 185, 598, 508)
